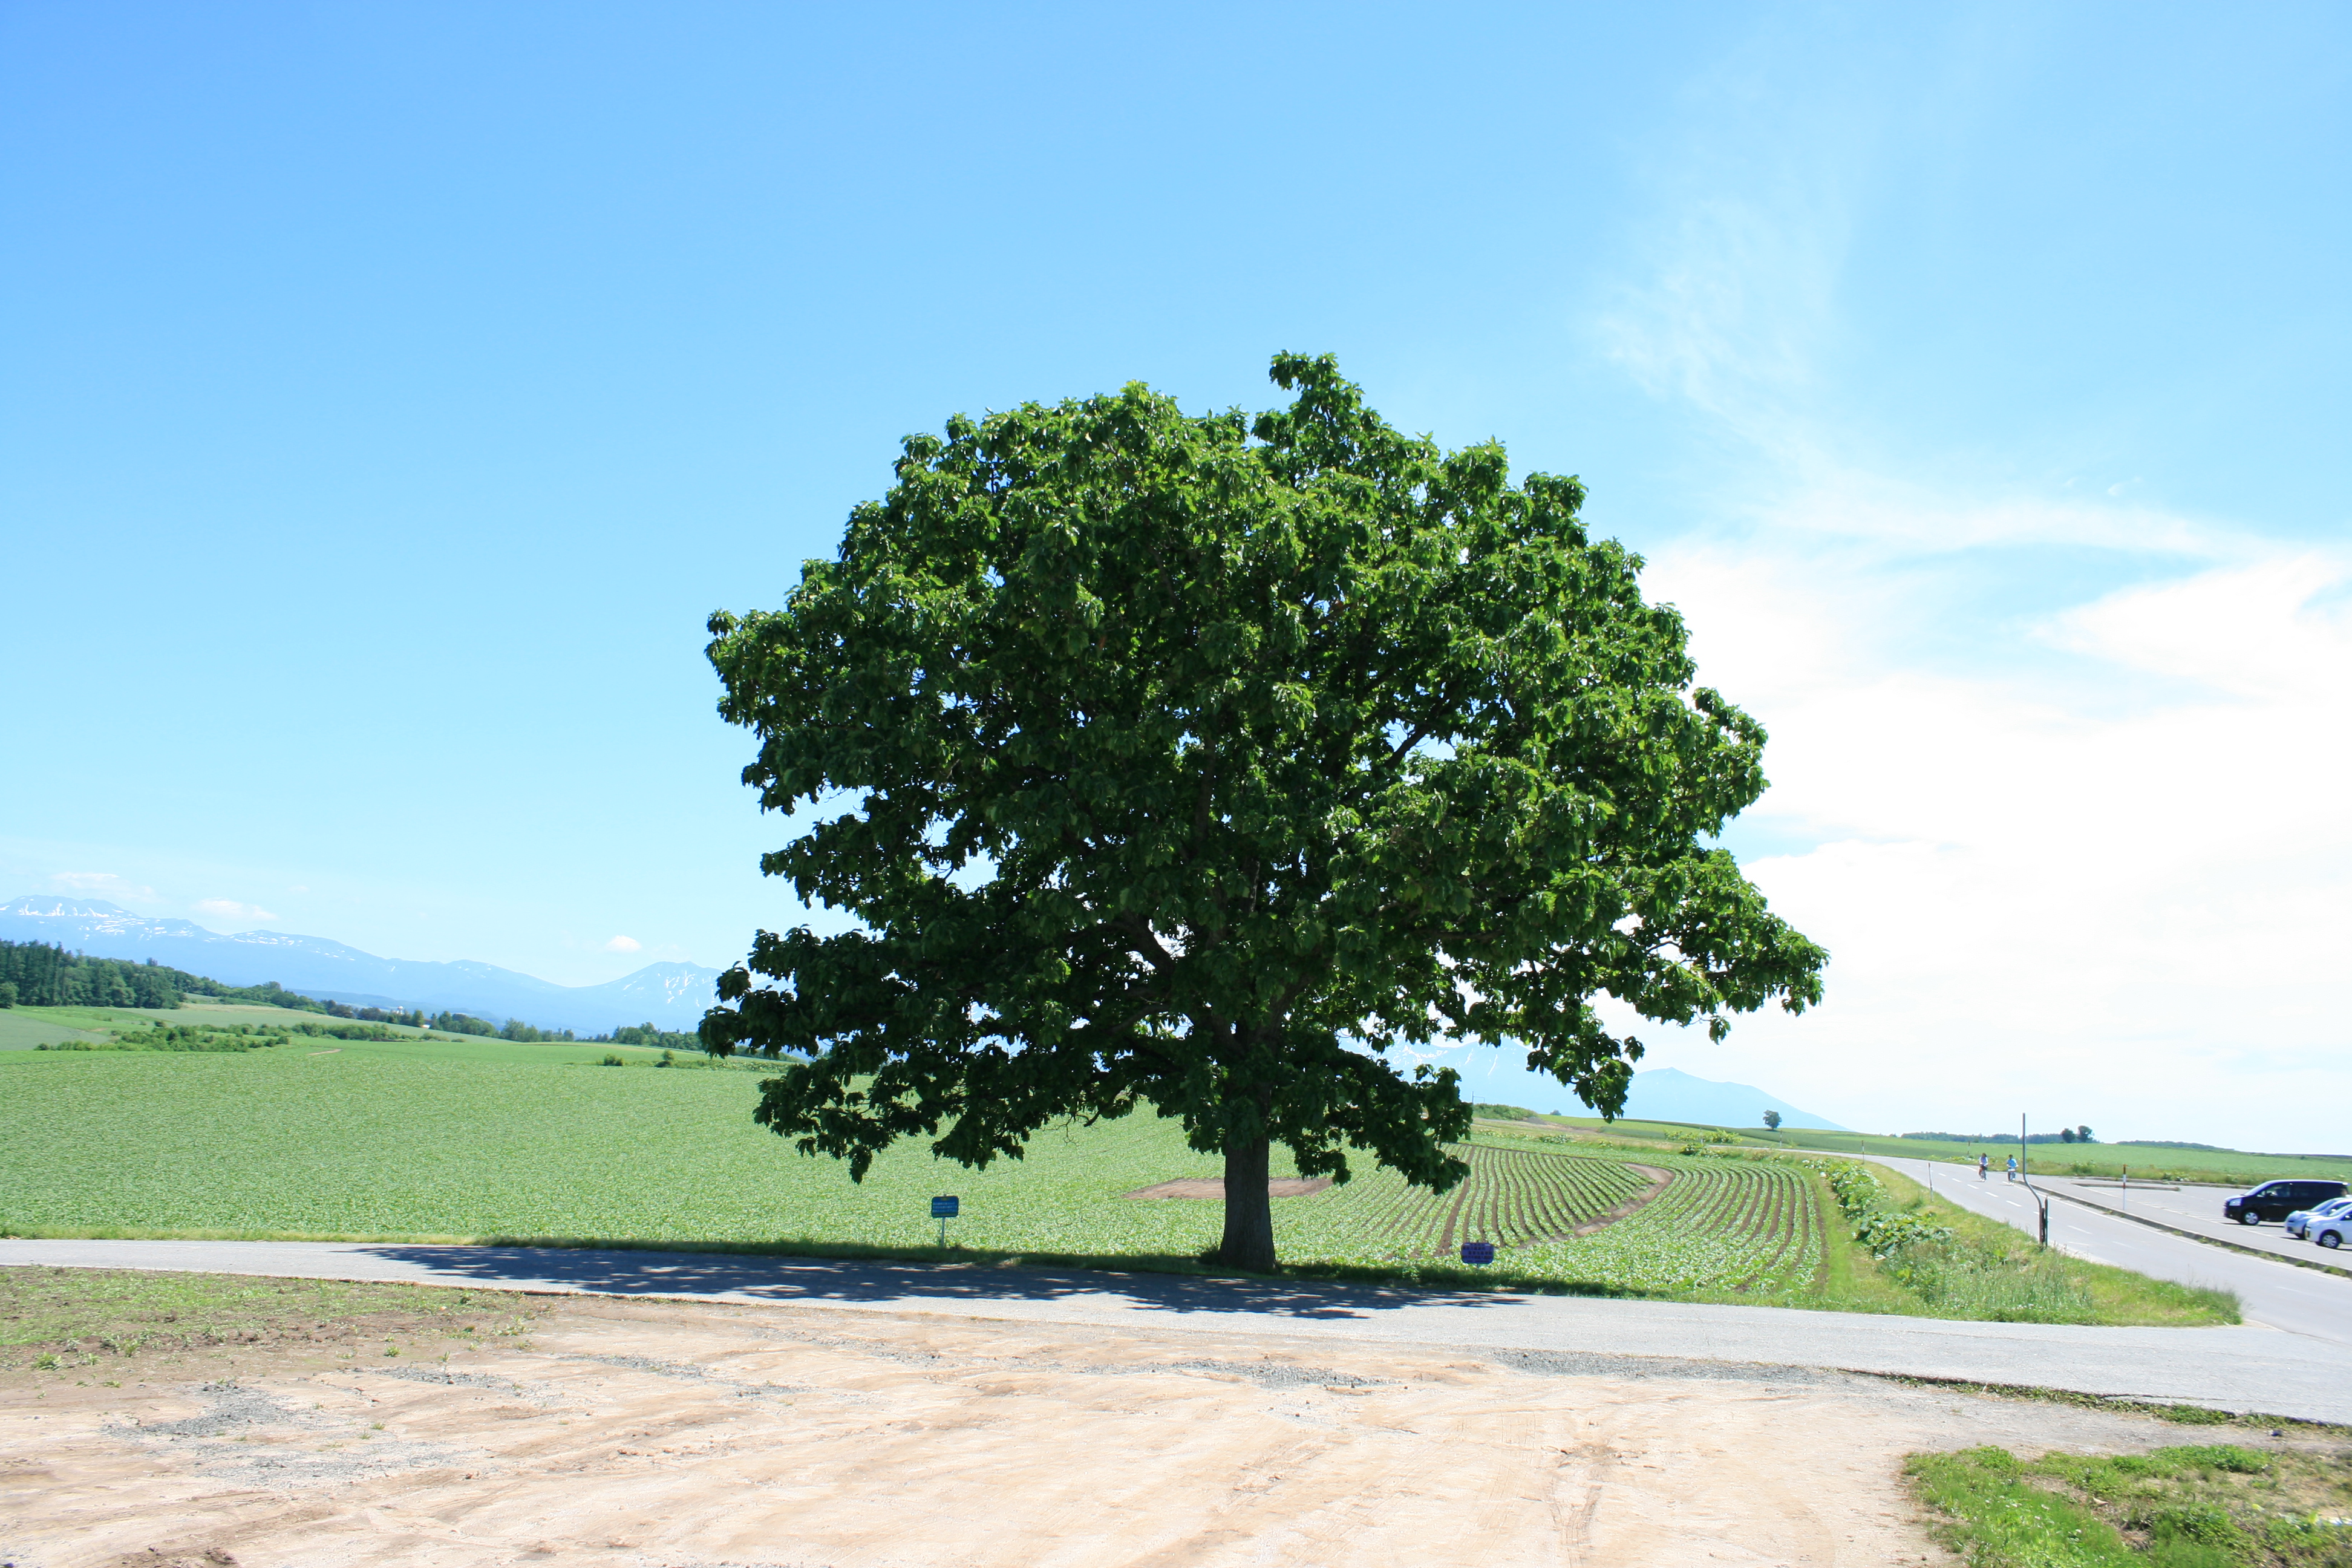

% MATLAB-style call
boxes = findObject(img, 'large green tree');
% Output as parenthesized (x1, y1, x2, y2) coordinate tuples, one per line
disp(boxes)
(701, 354, 1825, 1272)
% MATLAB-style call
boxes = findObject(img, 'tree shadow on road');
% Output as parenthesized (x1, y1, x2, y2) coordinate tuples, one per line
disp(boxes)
(350, 1243, 1538, 1321)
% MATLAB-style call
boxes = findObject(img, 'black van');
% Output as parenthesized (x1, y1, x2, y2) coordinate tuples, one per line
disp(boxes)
(2223, 1180, 2348, 1225)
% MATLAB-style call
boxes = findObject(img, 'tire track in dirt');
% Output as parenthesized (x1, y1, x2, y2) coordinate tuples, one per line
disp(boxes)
(1561, 1164, 1674, 1239)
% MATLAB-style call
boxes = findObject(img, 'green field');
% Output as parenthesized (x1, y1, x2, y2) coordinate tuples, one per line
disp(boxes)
(10, 999, 468, 1036)
(0, 1010, 104, 1050)
(0, 1040, 2236, 1322)
(1738, 1128, 2351, 1188)
(0, 1039, 1780, 1282)
(1511, 1116, 2352, 1190)
(1909, 1443, 2352, 1566)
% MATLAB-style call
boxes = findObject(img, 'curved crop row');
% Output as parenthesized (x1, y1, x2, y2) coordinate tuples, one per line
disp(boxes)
(1509, 1152, 1823, 1295)
(1276, 1143, 1652, 1262)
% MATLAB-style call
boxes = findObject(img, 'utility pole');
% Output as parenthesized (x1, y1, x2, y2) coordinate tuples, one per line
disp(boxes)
(2020, 1113, 2050, 1247)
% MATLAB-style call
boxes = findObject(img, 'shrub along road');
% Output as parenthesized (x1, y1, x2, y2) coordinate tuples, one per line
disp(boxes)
(3, 1236, 2342, 1426)
(1808, 1150, 2352, 1345)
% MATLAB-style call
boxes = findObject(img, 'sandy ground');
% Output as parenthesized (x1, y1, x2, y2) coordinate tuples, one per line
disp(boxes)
(0, 1295, 2284, 1568)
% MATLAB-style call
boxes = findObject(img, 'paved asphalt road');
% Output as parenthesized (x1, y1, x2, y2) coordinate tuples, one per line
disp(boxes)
(1808, 1152, 2352, 1347)
(2052, 1177, 2352, 1272)
(5, 1236, 2347, 1427)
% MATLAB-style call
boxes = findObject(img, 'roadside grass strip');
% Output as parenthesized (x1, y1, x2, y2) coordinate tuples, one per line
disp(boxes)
(1907, 1443, 2352, 1567)
(1825, 1160, 2241, 1328)
(0, 1266, 549, 1370)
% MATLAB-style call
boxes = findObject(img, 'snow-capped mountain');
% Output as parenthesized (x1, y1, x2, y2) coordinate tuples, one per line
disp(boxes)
(0, 897, 724, 1033)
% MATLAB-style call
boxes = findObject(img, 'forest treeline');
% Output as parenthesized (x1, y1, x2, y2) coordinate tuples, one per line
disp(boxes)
(0, 938, 690, 1049)
(0, 941, 203, 1010)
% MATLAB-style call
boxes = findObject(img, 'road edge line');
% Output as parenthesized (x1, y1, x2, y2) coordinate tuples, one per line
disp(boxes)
(2034, 1187, 2352, 1281)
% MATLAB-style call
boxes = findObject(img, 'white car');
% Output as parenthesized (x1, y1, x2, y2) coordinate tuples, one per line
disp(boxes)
(2285, 1196, 2352, 1240)
(2309, 1206, 2352, 1250)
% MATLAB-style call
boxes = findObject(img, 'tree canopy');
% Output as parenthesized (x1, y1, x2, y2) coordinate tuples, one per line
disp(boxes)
(700, 353, 1826, 1270)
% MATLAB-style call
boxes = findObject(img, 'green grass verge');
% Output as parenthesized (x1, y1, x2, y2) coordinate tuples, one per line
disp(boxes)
(1696, 1123, 2352, 1190)
(0, 1009, 105, 1050)
(1503, 1111, 2352, 1189)
(1907, 1443, 2352, 1566)
(1854, 1160, 2240, 1327)
(0, 1265, 545, 1367)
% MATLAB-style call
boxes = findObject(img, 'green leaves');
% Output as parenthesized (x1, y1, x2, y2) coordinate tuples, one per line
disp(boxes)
(702, 354, 1825, 1263)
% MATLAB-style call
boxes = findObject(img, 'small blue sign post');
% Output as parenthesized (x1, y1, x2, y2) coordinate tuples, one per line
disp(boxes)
(932, 1195, 959, 1247)
(1460, 1241, 1495, 1267)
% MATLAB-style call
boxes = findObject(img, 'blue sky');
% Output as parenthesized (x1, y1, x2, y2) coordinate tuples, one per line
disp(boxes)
(5, 4, 2347, 1147)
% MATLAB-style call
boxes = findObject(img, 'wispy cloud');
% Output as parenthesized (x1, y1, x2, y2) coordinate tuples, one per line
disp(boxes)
(51, 871, 157, 901)
(603, 935, 642, 953)
(1655, 542, 2352, 1085)
(1581, 31, 2352, 1149)
(195, 898, 279, 923)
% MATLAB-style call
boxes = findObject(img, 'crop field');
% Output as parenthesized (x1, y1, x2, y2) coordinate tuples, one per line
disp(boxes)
(1508, 1154, 1824, 1295)
(1273, 1143, 1653, 1259)
(1259, 1141, 1824, 1295)
(0, 1042, 1247, 1254)
(0, 1042, 1821, 1283)
(0, 1044, 2243, 1322)
(0, 1010, 102, 1050)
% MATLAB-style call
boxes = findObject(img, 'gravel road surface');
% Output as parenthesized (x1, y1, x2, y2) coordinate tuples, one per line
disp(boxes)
(5, 1235, 2343, 1426)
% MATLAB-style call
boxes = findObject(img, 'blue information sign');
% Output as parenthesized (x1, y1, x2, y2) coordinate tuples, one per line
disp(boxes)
(931, 1195, 960, 1218)
(1460, 1241, 1495, 1266)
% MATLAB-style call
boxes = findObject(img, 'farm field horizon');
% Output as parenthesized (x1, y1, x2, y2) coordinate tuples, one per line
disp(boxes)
(16, 1002, 2336, 1180)
(0, 1036, 2235, 1327)
(1517, 1117, 2352, 1189)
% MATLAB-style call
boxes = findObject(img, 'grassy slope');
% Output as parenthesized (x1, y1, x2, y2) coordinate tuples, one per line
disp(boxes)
(7, 1000, 482, 1040)
(0, 1266, 555, 1377)
(1532, 1116, 2352, 1189)
(0, 1266, 543, 1353)
(1908, 1443, 2352, 1566)
(0, 1010, 105, 1050)
(1863, 1159, 2236, 1327)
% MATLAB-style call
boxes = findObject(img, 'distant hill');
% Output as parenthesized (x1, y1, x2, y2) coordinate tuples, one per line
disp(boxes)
(1395, 1041, 1849, 1131)
(1599, 1067, 1849, 1131)
(0, 898, 722, 1034)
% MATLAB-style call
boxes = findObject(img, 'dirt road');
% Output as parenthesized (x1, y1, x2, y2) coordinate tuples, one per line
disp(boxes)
(1, 1292, 2267, 1568)
(5, 1238, 2339, 1424)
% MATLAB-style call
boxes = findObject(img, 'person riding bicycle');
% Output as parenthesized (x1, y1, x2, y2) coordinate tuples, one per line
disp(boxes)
(2006, 1155, 2019, 1182)
(1978, 1153, 1990, 1180)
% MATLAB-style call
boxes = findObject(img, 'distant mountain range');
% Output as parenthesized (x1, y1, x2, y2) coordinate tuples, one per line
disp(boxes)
(1599, 1067, 1850, 1131)
(1, 898, 1855, 1126)
(1411, 1039, 1851, 1130)
(0, 898, 723, 1034)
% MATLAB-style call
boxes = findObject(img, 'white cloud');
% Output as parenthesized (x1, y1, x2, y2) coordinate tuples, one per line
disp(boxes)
(1579, 44, 2352, 1151)
(195, 898, 279, 923)
(1629, 533, 2352, 1151)
(51, 871, 158, 901)
(603, 935, 643, 953)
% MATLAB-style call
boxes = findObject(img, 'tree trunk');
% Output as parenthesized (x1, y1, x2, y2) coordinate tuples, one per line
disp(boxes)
(1217, 1132, 1276, 1272)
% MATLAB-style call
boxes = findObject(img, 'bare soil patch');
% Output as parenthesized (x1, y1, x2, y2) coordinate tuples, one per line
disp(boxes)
(0, 1288, 2295, 1567)
(1570, 1161, 1677, 1235)
(1123, 1177, 1334, 1200)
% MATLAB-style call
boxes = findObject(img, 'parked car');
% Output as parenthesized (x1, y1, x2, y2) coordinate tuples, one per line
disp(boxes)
(2314, 1212, 2351, 1251)
(2224, 1179, 2348, 1226)
(2285, 1195, 2352, 1240)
